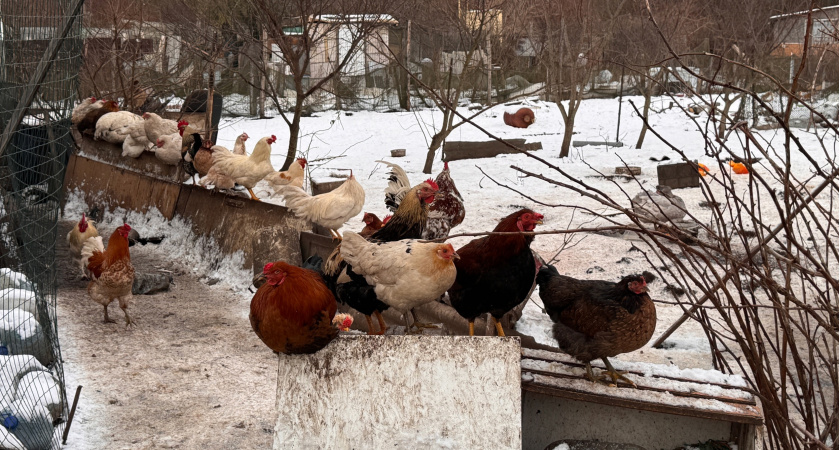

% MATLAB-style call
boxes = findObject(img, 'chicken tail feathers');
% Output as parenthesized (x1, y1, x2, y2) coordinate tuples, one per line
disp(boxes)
(81, 236, 105, 278)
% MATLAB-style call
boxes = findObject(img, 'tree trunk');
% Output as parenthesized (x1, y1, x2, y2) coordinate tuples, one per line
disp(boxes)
(635, 85, 652, 149)
(282, 90, 304, 171)
(423, 128, 450, 174)
(558, 98, 578, 158)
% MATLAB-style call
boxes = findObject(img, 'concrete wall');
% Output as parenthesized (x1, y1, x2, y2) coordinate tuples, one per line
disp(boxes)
(273, 336, 522, 449)
(522, 391, 732, 450)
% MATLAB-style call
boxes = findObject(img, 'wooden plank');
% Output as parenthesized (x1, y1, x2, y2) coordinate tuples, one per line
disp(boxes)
(299, 231, 338, 262)
(443, 139, 542, 162)
(522, 377, 763, 426)
(522, 350, 753, 395)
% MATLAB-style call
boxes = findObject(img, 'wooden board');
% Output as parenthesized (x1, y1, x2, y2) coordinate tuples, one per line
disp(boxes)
(443, 139, 542, 162)
(520, 348, 763, 426)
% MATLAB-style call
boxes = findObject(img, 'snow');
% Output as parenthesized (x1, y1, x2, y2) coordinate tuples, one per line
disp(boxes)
(550, 444, 571, 450)
(63, 190, 254, 294)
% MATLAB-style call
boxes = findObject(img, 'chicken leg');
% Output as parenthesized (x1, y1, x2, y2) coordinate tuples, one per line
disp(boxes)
(103, 305, 116, 324)
(491, 316, 506, 337)
(409, 308, 438, 331)
(468, 320, 475, 336)
(328, 229, 343, 241)
(119, 296, 135, 328)
(373, 310, 388, 335)
(247, 188, 261, 201)
(598, 357, 636, 387)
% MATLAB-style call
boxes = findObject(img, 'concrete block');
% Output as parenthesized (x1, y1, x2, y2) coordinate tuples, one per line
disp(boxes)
(273, 336, 522, 449)
(657, 162, 700, 189)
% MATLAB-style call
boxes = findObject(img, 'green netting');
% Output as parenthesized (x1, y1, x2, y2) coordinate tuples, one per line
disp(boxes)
(0, 0, 83, 448)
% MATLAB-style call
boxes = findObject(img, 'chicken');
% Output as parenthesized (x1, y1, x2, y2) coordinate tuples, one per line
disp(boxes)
(76, 100, 120, 136)
(197, 133, 249, 179)
(199, 135, 277, 201)
(94, 111, 143, 144)
(322, 179, 438, 334)
(232, 132, 248, 155)
(142, 112, 178, 144)
(250, 261, 350, 354)
(359, 212, 385, 238)
(537, 264, 656, 387)
(66, 213, 99, 278)
(340, 232, 459, 331)
(697, 163, 710, 176)
(83, 224, 135, 327)
(631, 185, 687, 224)
(377, 160, 412, 213)
(503, 107, 536, 128)
(448, 209, 544, 336)
(423, 161, 465, 240)
(177, 120, 199, 156)
(71, 97, 97, 125)
(279, 174, 365, 239)
(154, 133, 183, 165)
(265, 158, 306, 191)
(369, 179, 438, 242)
(122, 118, 151, 158)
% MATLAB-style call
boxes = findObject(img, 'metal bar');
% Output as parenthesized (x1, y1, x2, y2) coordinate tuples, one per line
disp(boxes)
(652, 172, 837, 347)
(0, 0, 86, 159)
(61, 385, 82, 445)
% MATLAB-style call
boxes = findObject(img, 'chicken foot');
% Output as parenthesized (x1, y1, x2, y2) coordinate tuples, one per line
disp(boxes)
(102, 305, 117, 324)
(596, 358, 636, 388)
(119, 296, 135, 329)
(408, 309, 438, 332)
(491, 316, 506, 337)
(468, 320, 475, 336)
(247, 188, 261, 202)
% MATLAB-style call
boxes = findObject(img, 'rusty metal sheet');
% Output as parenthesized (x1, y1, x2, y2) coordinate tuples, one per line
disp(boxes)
(443, 139, 542, 162)
(63, 153, 181, 218)
(173, 185, 309, 274)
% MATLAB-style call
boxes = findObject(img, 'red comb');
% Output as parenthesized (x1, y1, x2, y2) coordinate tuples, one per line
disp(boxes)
(383, 215, 392, 224)
(90, 97, 96, 101)
(121, 223, 131, 231)
(177, 120, 188, 127)
(424, 178, 439, 190)
(263, 262, 274, 273)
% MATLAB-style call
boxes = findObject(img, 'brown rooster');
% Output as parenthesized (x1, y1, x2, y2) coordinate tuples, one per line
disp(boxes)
(76, 100, 120, 136)
(448, 209, 543, 336)
(250, 261, 352, 354)
(503, 107, 536, 129)
(82, 224, 135, 327)
(359, 212, 385, 238)
(537, 264, 656, 387)
(423, 161, 465, 240)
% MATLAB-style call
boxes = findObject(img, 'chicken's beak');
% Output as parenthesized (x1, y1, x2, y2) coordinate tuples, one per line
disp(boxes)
(453, 251, 460, 260)
(536, 220, 544, 225)
(252, 274, 267, 290)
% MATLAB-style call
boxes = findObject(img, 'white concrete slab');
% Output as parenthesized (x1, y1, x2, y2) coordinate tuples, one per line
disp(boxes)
(273, 335, 522, 449)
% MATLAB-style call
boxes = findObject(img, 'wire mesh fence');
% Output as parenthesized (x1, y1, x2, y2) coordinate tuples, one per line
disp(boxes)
(0, 0, 83, 447)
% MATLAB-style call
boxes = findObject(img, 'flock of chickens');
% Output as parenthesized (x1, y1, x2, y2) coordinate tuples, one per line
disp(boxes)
(71, 98, 306, 201)
(68, 98, 660, 388)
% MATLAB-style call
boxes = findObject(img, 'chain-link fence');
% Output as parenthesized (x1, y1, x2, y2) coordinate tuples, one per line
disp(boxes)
(0, 0, 83, 448)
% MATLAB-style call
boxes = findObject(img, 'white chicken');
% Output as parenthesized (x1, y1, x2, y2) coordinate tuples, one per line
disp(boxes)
(265, 157, 306, 191)
(232, 132, 248, 155)
(143, 112, 178, 144)
(279, 174, 365, 239)
(339, 231, 459, 330)
(631, 185, 687, 223)
(71, 97, 98, 125)
(94, 111, 143, 144)
(122, 119, 151, 158)
(154, 133, 183, 165)
(199, 135, 276, 201)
